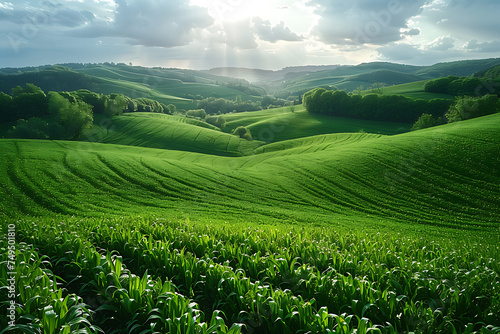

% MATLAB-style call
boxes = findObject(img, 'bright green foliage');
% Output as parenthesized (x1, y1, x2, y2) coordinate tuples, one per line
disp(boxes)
(197, 97, 262, 114)
(104, 93, 127, 116)
(303, 88, 451, 123)
(1, 79, 500, 333)
(7, 92, 93, 140)
(205, 115, 226, 129)
(411, 113, 440, 131)
(135, 97, 165, 113)
(47, 92, 94, 139)
(446, 94, 499, 122)
(232, 126, 252, 141)
(425, 75, 500, 96)
(186, 109, 207, 119)
(2, 216, 499, 333)
(223, 106, 409, 143)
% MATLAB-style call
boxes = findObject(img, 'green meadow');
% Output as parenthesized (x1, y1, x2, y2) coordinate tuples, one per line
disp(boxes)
(1, 111, 500, 333)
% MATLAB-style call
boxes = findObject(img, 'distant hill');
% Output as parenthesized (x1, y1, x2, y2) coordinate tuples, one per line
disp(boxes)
(348, 69, 422, 85)
(0, 66, 100, 93)
(415, 58, 500, 78)
(203, 65, 340, 82)
(2, 58, 500, 108)
(274, 58, 500, 98)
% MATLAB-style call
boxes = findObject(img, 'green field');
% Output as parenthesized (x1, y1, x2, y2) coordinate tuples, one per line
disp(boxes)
(2, 113, 499, 225)
(73, 65, 262, 109)
(87, 113, 263, 156)
(1, 111, 500, 333)
(2, 58, 500, 334)
(223, 106, 411, 142)
(378, 81, 456, 101)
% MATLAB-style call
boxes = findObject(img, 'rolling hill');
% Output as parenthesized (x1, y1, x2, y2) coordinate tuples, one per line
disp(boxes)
(87, 112, 263, 156)
(2, 58, 500, 110)
(2, 113, 499, 231)
(222, 106, 410, 142)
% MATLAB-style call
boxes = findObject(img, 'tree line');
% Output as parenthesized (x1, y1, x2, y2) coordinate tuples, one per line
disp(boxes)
(412, 94, 499, 130)
(302, 88, 453, 123)
(423, 76, 500, 96)
(424, 65, 500, 96)
(196, 97, 262, 114)
(0, 84, 173, 140)
(196, 95, 297, 115)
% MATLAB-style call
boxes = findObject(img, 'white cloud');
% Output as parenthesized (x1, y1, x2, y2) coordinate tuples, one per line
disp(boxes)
(0, 0, 499, 69)
(462, 40, 500, 53)
(252, 17, 303, 43)
(0, 1, 94, 27)
(74, 0, 214, 47)
(307, 0, 427, 45)
(426, 36, 455, 51)
(420, 0, 500, 40)
(201, 17, 302, 50)
(377, 43, 423, 61)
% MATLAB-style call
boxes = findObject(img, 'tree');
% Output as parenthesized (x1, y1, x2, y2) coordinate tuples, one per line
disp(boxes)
(303, 88, 327, 114)
(48, 92, 94, 139)
(261, 96, 274, 109)
(205, 115, 226, 129)
(73, 89, 106, 114)
(0, 92, 14, 122)
(424, 76, 459, 94)
(8, 118, 50, 139)
(232, 126, 252, 141)
(411, 114, 437, 131)
(104, 94, 128, 116)
(166, 104, 177, 114)
(11, 83, 48, 119)
(370, 82, 386, 94)
(186, 109, 207, 119)
(446, 94, 499, 123)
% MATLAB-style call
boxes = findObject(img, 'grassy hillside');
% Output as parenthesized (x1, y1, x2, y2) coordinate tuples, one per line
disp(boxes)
(0, 64, 265, 111)
(223, 106, 410, 142)
(87, 113, 262, 156)
(275, 58, 500, 98)
(363, 80, 455, 100)
(74, 65, 263, 103)
(2, 113, 499, 230)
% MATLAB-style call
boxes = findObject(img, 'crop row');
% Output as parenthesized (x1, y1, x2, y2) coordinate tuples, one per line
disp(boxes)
(7, 216, 500, 333)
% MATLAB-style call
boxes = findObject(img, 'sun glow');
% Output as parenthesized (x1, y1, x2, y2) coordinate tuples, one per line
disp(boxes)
(191, 0, 272, 23)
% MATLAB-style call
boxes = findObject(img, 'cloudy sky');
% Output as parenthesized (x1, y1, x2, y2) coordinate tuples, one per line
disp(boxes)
(1, 0, 500, 69)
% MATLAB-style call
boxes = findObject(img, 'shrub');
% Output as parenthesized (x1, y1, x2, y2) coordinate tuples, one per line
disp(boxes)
(8, 117, 50, 139)
(205, 115, 226, 129)
(446, 94, 499, 123)
(411, 114, 437, 131)
(232, 126, 252, 141)
(186, 109, 207, 119)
